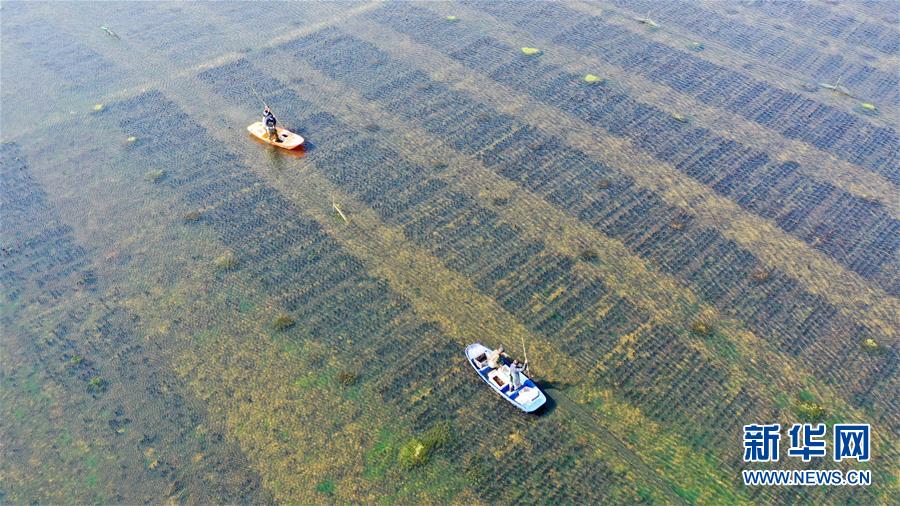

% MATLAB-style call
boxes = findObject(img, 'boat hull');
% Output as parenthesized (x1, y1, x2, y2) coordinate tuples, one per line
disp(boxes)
(247, 121, 305, 149)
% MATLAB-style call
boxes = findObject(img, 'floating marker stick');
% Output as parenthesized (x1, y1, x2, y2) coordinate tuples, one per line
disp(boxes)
(332, 196, 349, 223)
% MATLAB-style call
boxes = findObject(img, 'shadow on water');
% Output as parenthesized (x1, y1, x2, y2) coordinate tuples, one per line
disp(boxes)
(532, 379, 572, 417)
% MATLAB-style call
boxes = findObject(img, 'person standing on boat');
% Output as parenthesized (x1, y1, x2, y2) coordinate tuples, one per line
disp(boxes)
(263, 107, 280, 143)
(486, 345, 507, 369)
(509, 359, 528, 391)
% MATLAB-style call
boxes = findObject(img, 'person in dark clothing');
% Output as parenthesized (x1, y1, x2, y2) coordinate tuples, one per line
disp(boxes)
(263, 107, 280, 142)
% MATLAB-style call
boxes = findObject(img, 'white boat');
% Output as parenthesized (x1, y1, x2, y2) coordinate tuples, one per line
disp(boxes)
(465, 343, 547, 413)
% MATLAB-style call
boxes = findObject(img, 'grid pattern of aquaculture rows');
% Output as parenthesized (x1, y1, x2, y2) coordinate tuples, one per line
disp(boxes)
(745, 0, 898, 56)
(393, 4, 900, 296)
(270, 24, 897, 430)
(0, 143, 269, 504)
(5, 1, 897, 502)
(604, 0, 899, 106)
(193, 48, 889, 500)
(102, 91, 636, 503)
(442, 2, 900, 294)
(464, 1, 899, 186)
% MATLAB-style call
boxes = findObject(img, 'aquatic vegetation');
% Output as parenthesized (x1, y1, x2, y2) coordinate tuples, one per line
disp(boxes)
(92, 103, 104, 112)
(616, 0, 895, 107)
(213, 251, 238, 270)
(11, 6, 890, 503)
(144, 169, 166, 183)
(398, 423, 451, 469)
(794, 398, 827, 423)
(182, 210, 202, 223)
(336, 370, 359, 386)
(579, 249, 600, 263)
(373, 12, 896, 294)
(266, 30, 893, 489)
(272, 314, 296, 331)
(858, 102, 878, 115)
(671, 113, 689, 123)
(87, 376, 106, 393)
(520, 47, 541, 56)
(862, 338, 882, 353)
(584, 74, 604, 83)
(127, 136, 138, 143)
(315, 479, 335, 495)
(445, 15, 458, 22)
(690, 316, 716, 336)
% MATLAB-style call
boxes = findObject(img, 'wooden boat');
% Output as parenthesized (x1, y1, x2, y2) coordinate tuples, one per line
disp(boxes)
(465, 343, 547, 413)
(246, 121, 305, 150)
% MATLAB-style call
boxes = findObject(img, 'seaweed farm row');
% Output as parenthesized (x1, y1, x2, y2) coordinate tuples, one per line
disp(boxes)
(371, 3, 899, 297)
(0, 143, 269, 504)
(745, 0, 898, 56)
(269, 25, 896, 430)
(96, 89, 647, 504)
(604, 0, 898, 105)
(458, 1, 898, 184)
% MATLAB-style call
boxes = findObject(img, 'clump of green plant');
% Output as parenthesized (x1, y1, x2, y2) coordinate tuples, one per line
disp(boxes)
(792, 390, 827, 422)
(68, 354, 85, 366)
(397, 422, 452, 469)
(145, 169, 166, 183)
(579, 249, 600, 263)
(794, 396, 827, 423)
(213, 251, 238, 270)
(272, 314, 296, 331)
(857, 102, 878, 115)
(862, 338, 882, 353)
(182, 210, 202, 223)
(337, 370, 359, 386)
(315, 478, 335, 495)
(88, 376, 106, 393)
(691, 314, 716, 336)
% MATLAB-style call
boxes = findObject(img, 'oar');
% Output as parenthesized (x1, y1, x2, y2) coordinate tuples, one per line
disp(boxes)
(519, 334, 529, 365)
(249, 84, 271, 113)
